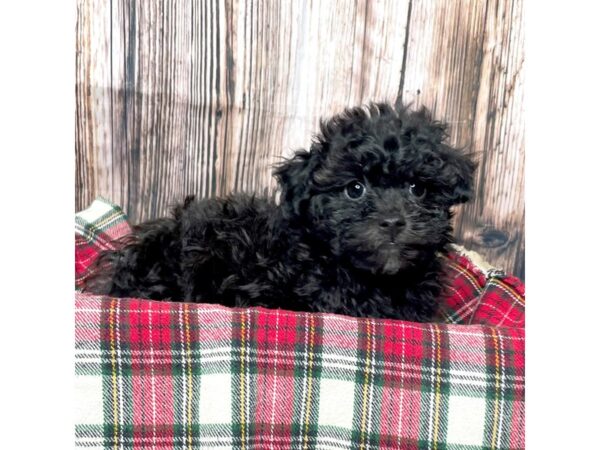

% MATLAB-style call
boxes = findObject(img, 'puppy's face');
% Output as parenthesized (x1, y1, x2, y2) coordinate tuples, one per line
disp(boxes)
(275, 103, 476, 275)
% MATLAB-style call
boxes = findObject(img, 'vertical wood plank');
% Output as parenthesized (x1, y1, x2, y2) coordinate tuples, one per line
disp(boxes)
(110, 0, 194, 221)
(75, 0, 113, 212)
(400, 0, 524, 278)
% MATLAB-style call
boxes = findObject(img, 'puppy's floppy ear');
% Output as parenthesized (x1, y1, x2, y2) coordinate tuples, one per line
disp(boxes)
(273, 149, 320, 217)
(437, 145, 477, 205)
(395, 103, 475, 205)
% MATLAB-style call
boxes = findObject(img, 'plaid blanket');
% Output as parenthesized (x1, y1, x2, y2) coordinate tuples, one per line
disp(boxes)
(75, 198, 525, 450)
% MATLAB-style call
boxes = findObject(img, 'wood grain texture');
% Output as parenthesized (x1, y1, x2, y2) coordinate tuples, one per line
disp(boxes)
(400, 0, 525, 278)
(76, 0, 524, 279)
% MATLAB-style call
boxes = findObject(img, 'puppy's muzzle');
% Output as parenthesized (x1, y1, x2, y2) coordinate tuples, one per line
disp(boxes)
(379, 216, 406, 242)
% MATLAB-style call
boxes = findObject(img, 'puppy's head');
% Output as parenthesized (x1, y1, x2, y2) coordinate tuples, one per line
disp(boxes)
(274, 102, 476, 275)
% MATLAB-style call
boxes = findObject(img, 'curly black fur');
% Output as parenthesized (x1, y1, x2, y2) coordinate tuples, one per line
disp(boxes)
(84, 102, 476, 322)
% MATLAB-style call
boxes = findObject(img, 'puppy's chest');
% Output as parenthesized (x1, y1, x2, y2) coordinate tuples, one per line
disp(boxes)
(294, 268, 401, 314)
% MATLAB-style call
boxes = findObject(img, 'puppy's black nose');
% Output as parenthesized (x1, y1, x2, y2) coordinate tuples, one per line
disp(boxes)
(379, 217, 406, 234)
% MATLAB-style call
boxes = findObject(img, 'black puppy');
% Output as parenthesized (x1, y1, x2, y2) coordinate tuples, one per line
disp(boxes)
(85, 102, 475, 321)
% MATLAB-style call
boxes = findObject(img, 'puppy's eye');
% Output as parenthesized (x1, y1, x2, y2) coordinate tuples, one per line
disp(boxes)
(409, 183, 426, 198)
(345, 181, 366, 200)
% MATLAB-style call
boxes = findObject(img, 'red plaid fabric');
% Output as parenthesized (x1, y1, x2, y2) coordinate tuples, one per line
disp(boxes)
(75, 198, 525, 450)
(438, 253, 525, 327)
(75, 198, 133, 288)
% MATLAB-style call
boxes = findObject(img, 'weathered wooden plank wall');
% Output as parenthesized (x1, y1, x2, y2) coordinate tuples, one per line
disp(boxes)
(76, 0, 524, 279)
